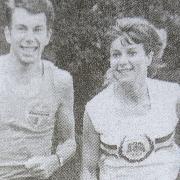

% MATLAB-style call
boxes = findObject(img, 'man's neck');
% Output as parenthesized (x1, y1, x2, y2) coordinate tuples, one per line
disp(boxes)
(6, 53, 43, 84)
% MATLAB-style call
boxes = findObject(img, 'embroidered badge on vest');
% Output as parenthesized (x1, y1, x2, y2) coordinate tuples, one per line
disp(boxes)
(119, 135, 154, 163)
(26, 101, 52, 128)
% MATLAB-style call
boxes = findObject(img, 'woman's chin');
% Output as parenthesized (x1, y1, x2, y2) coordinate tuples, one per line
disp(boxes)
(114, 75, 134, 84)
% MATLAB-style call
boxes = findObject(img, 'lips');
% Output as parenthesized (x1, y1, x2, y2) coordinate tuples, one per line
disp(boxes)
(20, 46, 38, 54)
(116, 66, 133, 73)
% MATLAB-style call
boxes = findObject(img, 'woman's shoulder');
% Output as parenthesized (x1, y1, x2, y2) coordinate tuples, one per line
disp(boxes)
(86, 85, 112, 110)
(85, 85, 114, 133)
(148, 78, 179, 104)
(148, 78, 179, 93)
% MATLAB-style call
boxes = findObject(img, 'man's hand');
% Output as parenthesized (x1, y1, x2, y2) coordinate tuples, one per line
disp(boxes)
(24, 155, 60, 179)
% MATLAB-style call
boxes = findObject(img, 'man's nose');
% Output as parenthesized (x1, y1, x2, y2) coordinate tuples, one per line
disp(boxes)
(24, 30, 35, 44)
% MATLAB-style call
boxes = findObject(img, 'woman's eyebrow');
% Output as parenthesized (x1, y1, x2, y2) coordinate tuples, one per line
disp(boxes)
(128, 47, 137, 51)
(34, 25, 44, 28)
(112, 49, 121, 52)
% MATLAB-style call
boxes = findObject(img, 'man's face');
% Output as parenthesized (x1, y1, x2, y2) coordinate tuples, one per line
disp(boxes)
(5, 8, 51, 65)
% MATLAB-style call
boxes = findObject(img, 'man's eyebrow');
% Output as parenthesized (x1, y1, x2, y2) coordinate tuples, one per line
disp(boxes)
(15, 24, 26, 27)
(34, 25, 44, 28)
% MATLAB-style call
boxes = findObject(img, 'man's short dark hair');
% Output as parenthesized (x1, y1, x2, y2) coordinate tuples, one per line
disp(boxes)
(6, 0, 55, 30)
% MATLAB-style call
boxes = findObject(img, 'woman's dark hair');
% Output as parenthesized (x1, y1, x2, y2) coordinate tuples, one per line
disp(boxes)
(104, 17, 167, 85)
(106, 17, 167, 62)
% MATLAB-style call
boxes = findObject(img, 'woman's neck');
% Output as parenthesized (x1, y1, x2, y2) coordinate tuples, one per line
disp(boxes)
(113, 79, 149, 107)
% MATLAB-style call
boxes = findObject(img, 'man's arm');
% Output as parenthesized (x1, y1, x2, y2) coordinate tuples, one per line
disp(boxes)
(55, 73, 76, 166)
(25, 71, 76, 179)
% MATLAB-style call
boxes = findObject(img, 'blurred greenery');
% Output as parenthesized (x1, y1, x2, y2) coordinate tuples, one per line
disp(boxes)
(0, 0, 179, 133)
(0, 1, 179, 179)
(52, 0, 180, 133)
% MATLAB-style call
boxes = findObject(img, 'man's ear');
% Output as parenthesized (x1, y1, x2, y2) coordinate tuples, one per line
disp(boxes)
(4, 26, 11, 44)
(45, 29, 52, 45)
(146, 51, 154, 66)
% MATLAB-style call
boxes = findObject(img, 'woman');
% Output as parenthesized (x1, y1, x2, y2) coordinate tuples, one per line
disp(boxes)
(81, 17, 180, 180)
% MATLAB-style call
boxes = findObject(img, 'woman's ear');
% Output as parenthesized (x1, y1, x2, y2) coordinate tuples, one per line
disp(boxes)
(45, 28, 52, 45)
(4, 26, 11, 44)
(157, 29, 167, 59)
(146, 51, 154, 66)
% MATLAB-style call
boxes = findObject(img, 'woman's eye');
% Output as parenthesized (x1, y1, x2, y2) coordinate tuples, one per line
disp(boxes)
(112, 53, 121, 58)
(128, 51, 137, 56)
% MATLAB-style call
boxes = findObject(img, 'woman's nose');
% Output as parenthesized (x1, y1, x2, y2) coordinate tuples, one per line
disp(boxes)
(118, 55, 129, 66)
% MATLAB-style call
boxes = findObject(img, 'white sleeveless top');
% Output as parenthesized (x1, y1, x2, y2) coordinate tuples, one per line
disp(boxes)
(0, 55, 71, 179)
(86, 78, 180, 170)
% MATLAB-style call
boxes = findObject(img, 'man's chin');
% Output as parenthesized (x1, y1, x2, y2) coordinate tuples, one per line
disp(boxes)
(20, 56, 37, 65)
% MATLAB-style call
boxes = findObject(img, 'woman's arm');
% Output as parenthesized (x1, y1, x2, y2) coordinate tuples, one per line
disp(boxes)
(176, 98, 180, 120)
(175, 98, 180, 146)
(81, 111, 100, 180)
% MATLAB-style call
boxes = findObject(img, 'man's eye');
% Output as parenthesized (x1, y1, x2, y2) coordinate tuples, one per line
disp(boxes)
(17, 27, 26, 31)
(34, 27, 43, 33)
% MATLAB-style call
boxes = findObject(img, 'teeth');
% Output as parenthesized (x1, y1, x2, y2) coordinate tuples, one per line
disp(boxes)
(117, 68, 132, 72)
(117, 66, 133, 71)
(21, 46, 37, 53)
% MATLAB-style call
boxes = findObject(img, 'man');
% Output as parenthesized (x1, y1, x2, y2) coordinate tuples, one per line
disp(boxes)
(0, 0, 76, 179)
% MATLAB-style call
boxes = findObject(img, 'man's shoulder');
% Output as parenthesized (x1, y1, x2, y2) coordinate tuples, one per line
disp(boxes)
(0, 54, 11, 72)
(0, 54, 9, 64)
(43, 60, 73, 92)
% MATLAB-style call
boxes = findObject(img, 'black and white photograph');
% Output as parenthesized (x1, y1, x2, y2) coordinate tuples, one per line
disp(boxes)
(0, 0, 179, 179)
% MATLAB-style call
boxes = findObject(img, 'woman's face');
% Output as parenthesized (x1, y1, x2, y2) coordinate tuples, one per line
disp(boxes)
(109, 36, 152, 84)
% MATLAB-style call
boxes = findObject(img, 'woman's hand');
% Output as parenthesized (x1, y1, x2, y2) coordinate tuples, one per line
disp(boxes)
(24, 155, 60, 179)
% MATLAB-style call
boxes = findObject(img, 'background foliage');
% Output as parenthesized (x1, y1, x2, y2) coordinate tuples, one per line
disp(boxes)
(0, 0, 179, 179)
(0, 0, 179, 133)
(51, 0, 180, 133)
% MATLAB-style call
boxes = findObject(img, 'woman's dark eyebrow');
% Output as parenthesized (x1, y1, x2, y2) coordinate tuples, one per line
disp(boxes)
(112, 49, 121, 53)
(34, 25, 44, 28)
(127, 47, 137, 51)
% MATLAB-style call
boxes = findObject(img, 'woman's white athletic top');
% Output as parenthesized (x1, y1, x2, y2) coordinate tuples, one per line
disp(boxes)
(86, 78, 180, 180)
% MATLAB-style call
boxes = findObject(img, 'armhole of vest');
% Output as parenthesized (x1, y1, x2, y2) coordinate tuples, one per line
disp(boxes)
(48, 65, 62, 104)
(86, 105, 101, 135)
(176, 84, 180, 100)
